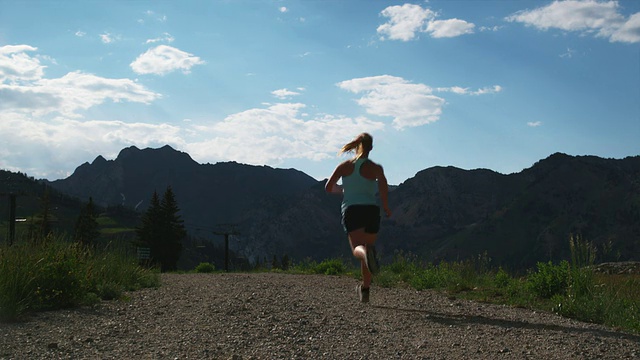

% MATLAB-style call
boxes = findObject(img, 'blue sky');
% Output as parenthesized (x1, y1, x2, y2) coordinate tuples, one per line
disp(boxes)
(1, 0, 639, 185)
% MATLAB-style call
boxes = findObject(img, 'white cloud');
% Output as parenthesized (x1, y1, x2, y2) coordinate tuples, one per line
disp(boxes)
(146, 32, 175, 44)
(0, 114, 184, 179)
(36, 72, 160, 116)
(185, 103, 385, 165)
(2, 45, 159, 118)
(144, 10, 167, 23)
(609, 12, 640, 43)
(0, 45, 387, 179)
(0, 45, 166, 178)
(377, 3, 474, 41)
(0, 45, 45, 83)
(75, 31, 86, 37)
(100, 33, 114, 44)
(436, 85, 502, 95)
(506, 0, 640, 44)
(560, 47, 577, 58)
(130, 45, 205, 75)
(527, 121, 542, 127)
(426, 18, 475, 38)
(377, 4, 435, 41)
(337, 75, 445, 129)
(279, 6, 288, 13)
(473, 85, 502, 95)
(271, 88, 301, 99)
(1, 98, 383, 180)
(436, 86, 468, 95)
(480, 25, 502, 32)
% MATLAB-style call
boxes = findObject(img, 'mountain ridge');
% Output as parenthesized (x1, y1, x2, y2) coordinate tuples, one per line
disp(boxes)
(27, 147, 640, 269)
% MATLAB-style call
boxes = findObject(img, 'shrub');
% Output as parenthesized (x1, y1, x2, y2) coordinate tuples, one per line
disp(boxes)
(409, 262, 464, 291)
(552, 291, 607, 324)
(195, 262, 215, 273)
(0, 235, 159, 321)
(96, 282, 122, 301)
(526, 260, 569, 299)
(315, 258, 346, 275)
(494, 267, 511, 288)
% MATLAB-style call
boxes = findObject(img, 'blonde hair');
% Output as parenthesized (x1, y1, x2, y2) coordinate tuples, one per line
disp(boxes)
(340, 133, 373, 159)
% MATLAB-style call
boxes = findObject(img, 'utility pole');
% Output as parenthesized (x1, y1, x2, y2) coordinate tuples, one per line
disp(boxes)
(213, 223, 240, 272)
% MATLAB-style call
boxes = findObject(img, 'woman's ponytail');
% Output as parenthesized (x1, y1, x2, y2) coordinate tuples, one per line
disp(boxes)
(339, 133, 373, 158)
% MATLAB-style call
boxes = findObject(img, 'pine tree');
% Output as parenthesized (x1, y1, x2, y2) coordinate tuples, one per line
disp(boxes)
(74, 197, 99, 247)
(136, 191, 162, 266)
(281, 254, 290, 271)
(136, 187, 186, 272)
(158, 186, 186, 272)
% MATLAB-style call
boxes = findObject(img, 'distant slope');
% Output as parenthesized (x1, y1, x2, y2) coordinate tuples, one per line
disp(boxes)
(26, 148, 640, 270)
(384, 153, 640, 269)
(0, 170, 139, 243)
(48, 145, 319, 233)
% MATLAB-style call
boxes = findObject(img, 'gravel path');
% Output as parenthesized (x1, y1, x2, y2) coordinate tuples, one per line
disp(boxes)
(2, 273, 639, 359)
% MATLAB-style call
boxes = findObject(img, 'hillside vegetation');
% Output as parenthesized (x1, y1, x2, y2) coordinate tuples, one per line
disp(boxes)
(3, 148, 640, 272)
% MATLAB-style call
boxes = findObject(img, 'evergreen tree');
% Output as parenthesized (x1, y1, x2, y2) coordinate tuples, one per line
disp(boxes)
(136, 187, 186, 272)
(74, 197, 100, 247)
(281, 254, 290, 271)
(271, 254, 279, 270)
(158, 186, 186, 271)
(136, 191, 162, 266)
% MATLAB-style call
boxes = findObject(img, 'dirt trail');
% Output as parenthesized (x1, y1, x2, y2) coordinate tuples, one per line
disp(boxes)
(2, 273, 639, 359)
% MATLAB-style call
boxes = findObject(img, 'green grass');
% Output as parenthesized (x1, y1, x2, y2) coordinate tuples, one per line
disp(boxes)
(360, 237, 640, 335)
(96, 216, 118, 226)
(96, 215, 136, 235)
(4, 232, 637, 336)
(0, 234, 159, 321)
(268, 237, 639, 335)
(288, 257, 357, 276)
(100, 227, 136, 235)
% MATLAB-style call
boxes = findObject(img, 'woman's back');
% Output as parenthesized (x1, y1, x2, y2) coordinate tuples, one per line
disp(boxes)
(341, 158, 378, 211)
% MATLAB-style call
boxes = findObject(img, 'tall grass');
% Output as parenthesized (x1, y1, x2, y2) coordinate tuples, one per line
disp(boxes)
(0, 234, 159, 321)
(346, 237, 639, 334)
(288, 258, 354, 276)
(375, 250, 495, 293)
(550, 235, 639, 332)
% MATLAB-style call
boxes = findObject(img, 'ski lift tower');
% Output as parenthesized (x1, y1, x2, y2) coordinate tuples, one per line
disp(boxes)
(213, 223, 240, 272)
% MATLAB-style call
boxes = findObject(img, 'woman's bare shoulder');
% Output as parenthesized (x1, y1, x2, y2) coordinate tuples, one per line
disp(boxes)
(336, 160, 355, 175)
(364, 159, 384, 171)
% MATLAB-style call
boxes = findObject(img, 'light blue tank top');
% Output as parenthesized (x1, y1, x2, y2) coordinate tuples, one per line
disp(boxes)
(341, 157, 378, 212)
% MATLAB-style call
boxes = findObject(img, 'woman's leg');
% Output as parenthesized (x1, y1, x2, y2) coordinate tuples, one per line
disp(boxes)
(348, 229, 377, 288)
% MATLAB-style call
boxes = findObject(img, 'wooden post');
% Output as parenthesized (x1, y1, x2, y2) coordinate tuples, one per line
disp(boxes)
(8, 194, 16, 246)
(224, 233, 230, 272)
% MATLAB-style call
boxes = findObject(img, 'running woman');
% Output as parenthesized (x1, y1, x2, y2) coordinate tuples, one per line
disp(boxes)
(325, 133, 392, 302)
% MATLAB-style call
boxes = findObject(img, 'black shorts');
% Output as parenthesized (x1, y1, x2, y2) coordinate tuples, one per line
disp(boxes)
(342, 205, 381, 234)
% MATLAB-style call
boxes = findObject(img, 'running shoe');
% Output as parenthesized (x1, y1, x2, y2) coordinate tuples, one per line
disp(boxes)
(356, 284, 370, 303)
(365, 245, 380, 275)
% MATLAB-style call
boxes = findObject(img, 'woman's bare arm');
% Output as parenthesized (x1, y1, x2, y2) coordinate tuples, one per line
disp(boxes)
(375, 165, 391, 218)
(325, 161, 348, 194)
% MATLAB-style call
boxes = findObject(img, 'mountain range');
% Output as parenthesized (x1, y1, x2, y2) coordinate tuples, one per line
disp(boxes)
(30, 146, 640, 270)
